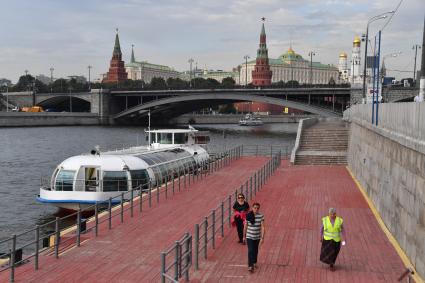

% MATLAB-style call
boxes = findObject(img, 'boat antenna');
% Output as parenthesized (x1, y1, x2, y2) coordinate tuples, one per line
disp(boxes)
(148, 109, 151, 149)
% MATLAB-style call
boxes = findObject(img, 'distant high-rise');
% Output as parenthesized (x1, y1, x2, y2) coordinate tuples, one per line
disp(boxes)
(252, 19, 272, 86)
(103, 29, 128, 83)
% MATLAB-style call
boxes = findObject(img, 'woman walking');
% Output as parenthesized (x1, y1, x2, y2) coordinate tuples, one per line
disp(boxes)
(243, 202, 265, 272)
(320, 208, 346, 271)
(232, 193, 249, 244)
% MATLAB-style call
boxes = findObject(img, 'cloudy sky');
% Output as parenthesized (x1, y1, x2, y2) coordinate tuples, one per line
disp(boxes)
(0, 0, 423, 83)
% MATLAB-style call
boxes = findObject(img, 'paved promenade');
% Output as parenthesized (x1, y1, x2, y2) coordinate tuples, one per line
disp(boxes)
(0, 157, 268, 282)
(190, 163, 411, 282)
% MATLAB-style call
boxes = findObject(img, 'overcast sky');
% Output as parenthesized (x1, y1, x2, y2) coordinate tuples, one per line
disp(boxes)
(0, 0, 423, 83)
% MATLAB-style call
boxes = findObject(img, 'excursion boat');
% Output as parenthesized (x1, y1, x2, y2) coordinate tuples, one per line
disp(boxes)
(37, 127, 210, 211)
(239, 114, 264, 126)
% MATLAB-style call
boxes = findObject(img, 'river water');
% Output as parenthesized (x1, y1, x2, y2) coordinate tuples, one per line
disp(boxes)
(0, 123, 297, 243)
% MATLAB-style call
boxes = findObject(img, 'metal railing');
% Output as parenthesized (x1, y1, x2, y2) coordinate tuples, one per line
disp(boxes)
(160, 150, 282, 281)
(0, 146, 243, 283)
(160, 233, 192, 283)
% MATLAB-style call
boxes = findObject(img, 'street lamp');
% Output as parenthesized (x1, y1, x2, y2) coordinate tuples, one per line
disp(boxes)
(68, 86, 73, 112)
(50, 67, 54, 93)
(362, 11, 395, 101)
(88, 65, 92, 91)
(308, 51, 316, 85)
(188, 58, 194, 88)
(243, 55, 250, 87)
(412, 44, 421, 82)
(2, 83, 9, 112)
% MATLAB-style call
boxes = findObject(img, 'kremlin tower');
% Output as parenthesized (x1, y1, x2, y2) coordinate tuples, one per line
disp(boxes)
(251, 18, 273, 86)
(350, 35, 361, 84)
(103, 29, 128, 83)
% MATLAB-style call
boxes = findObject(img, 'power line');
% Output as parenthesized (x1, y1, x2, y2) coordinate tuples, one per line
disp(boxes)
(381, 0, 404, 31)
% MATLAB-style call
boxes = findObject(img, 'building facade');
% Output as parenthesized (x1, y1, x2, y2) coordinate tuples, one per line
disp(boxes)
(125, 46, 181, 83)
(338, 52, 349, 82)
(103, 30, 128, 83)
(239, 47, 339, 85)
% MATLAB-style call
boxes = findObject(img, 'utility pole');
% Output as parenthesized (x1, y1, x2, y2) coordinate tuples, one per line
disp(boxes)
(88, 65, 92, 91)
(188, 58, 194, 88)
(419, 16, 425, 101)
(243, 55, 250, 87)
(308, 51, 315, 85)
(412, 44, 421, 82)
(50, 67, 54, 93)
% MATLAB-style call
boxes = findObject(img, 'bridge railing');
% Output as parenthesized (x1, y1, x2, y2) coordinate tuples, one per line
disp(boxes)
(160, 151, 282, 282)
(0, 146, 242, 282)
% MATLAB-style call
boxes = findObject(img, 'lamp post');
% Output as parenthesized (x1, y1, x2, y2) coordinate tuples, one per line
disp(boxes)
(188, 58, 194, 88)
(362, 11, 395, 101)
(50, 67, 54, 93)
(88, 65, 92, 91)
(243, 55, 250, 87)
(412, 44, 421, 83)
(308, 51, 316, 85)
(2, 83, 9, 112)
(237, 65, 241, 86)
(68, 86, 73, 112)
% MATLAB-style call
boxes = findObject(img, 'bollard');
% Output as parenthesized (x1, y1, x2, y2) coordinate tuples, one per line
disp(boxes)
(254, 173, 257, 194)
(77, 209, 81, 246)
(55, 217, 60, 258)
(130, 189, 134, 217)
(95, 203, 99, 236)
(221, 202, 224, 237)
(108, 198, 112, 229)
(172, 172, 175, 194)
(212, 210, 216, 249)
(160, 252, 166, 283)
(184, 234, 190, 282)
(204, 217, 208, 259)
(178, 171, 181, 192)
(194, 224, 199, 270)
(121, 193, 124, 223)
(35, 225, 39, 270)
(157, 182, 160, 203)
(165, 175, 168, 199)
(10, 235, 16, 282)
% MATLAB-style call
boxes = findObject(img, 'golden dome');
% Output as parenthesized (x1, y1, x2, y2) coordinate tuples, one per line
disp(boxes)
(353, 36, 361, 46)
(339, 52, 347, 58)
(287, 47, 295, 55)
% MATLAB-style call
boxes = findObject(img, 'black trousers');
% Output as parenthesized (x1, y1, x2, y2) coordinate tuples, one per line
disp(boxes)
(235, 217, 244, 241)
(247, 238, 260, 267)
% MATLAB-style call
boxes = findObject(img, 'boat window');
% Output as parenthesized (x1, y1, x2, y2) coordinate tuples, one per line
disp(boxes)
(103, 171, 128, 192)
(55, 170, 75, 191)
(158, 133, 172, 144)
(150, 133, 156, 143)
(174, 133, 188, 144)
(195, 135, 210, 144)
(130, 170, 149, 190)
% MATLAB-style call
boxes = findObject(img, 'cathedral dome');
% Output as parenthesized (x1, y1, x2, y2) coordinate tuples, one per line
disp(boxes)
(280, 47, 304, 62)
(353, 36, 361, 46)
(339, 52, 347, 58)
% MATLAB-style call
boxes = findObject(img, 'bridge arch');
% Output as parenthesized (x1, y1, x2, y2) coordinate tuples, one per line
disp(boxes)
(37, 95, 91, 112)
(114, 93, 340, 120)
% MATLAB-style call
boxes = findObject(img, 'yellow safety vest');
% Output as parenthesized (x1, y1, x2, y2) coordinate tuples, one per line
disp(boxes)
(322, 216, 343, 242)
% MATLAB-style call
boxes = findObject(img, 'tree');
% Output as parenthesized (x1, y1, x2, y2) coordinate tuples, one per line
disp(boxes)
(149, 77, 167, 90)
(221, 77, 236, 88)
(167, 78, 188, 89)
(218, 103, 236, 114)
(286, 80, 299, 88)
(328, 77, 336, 86)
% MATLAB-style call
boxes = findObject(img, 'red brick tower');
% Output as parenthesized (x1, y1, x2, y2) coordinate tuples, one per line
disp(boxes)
(103, 29, 128, 83)
(252, 18, 272, 86)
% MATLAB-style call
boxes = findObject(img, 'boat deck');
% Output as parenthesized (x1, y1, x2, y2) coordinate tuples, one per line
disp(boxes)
(0, 158, 415, 282)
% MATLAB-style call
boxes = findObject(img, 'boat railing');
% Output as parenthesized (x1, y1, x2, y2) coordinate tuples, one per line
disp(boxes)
(160, 150, 283, 282)
(0, 145, 245, 282)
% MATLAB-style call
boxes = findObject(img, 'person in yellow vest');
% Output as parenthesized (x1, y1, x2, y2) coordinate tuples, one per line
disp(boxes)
(320, 208, 346, 271)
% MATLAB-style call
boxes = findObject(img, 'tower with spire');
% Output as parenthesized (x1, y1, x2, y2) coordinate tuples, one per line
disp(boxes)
(350, 35, 362, 84)
(252, 18, 273, 86)
(103, 29, 128, 83)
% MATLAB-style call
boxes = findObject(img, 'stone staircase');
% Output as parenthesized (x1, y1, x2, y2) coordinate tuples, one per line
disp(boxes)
(295, 120, 349, 165)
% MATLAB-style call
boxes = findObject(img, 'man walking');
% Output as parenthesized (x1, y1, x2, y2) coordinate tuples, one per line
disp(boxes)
(243, 202, 265, 272)
(320, 208, 346, 271)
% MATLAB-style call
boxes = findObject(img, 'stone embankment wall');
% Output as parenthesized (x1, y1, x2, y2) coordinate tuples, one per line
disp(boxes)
(344, 103, 425, 279)
(0, 112, 100, 127)
(350, 87, 418, 104)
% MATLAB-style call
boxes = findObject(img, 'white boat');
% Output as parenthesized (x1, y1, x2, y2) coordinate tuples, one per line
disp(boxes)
(37, 127, 210, 211)
(239, 114, 264, 126)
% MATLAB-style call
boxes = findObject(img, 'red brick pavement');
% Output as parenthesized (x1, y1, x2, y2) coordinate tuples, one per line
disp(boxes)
(190, 163, 409, 282)
(0, 157, 268, 283)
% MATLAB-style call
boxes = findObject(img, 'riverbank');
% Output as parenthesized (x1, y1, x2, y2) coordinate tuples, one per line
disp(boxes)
(0, 112, 100, 127)
(170, 114, 315, 124)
